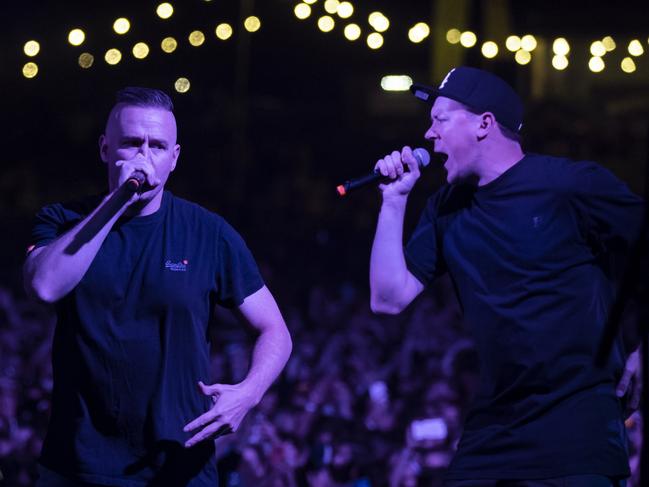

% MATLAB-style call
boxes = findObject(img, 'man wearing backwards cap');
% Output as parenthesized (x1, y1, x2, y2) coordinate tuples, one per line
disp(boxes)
(369, 66, 643, 485)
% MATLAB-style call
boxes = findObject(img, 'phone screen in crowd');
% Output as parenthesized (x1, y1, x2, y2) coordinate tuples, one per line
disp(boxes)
(410, 417, 448, 441)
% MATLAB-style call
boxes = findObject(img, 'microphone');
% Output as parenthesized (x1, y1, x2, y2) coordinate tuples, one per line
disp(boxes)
(336, 148, 430, 197)
(124, 171, 146, 193)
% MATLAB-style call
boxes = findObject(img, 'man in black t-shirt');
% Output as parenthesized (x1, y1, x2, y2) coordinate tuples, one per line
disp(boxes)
(369, 66, 643, 486)
(24, 87, 292, 486)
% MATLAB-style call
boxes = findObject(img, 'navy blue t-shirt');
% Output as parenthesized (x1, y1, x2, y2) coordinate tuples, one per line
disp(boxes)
(29, 191, 264, 486)
(405, 154, 644, 480)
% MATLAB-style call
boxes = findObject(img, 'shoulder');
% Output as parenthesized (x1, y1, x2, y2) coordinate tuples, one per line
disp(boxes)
(35, 194, 103, 224)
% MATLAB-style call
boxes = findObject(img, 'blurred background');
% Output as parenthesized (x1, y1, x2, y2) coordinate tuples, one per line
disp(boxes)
(1, 0, 648, 485)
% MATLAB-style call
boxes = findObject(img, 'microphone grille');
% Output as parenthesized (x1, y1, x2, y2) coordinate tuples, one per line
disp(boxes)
(413, 147, 431, 168)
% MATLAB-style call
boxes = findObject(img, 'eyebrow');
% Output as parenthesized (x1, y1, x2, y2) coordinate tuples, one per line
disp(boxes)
(120, 136, 168, 148)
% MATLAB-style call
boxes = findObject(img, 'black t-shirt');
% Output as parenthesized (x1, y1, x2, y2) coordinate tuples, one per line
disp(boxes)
(405, 154, 644, 479)
(29, 191, 264, 486)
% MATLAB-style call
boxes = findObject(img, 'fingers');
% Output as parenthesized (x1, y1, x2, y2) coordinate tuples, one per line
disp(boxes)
(184, 421, 233, 448)
(401, 146, 420, 176)
(116, 154, 160, 187)
(374, 148, 411, 180)
(198, 380, 223, 397)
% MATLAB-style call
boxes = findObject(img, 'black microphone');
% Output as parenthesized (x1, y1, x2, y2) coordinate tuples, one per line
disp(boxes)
(124, 171, 146, 193)
(336, 148, 431, 197)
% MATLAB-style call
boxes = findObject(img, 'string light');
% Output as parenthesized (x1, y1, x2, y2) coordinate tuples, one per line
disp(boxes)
(132, 42, 150, 59)
(324, 0, 340, 14)
(113, 18, 130, 35)
(104, 48, 122, 65)
(515, 49, 531, 65)
(460, 31, 477, 48)
(318, 16, 335, 32)
(628, 39, 644, 56)
(337, 2, 353, 18)
(156, 3, 174, 19)
(590, 41, 606, 57)
(344, 24, 361, 41)
(589, 56, 605, 72)
(24, 40, 40, 57)
(409, 23, 430, 43)
(244, 16, 261, 32)
(552, 55, 568, 70)
(68, 29, 85, 46)
(505, 35, 521, 52)
(188, 30, 205, 46)
(520, 35, 537, 52)
(22, 62, 38, 78)
(446, 28, 461, 44)
(602, 36, 616, 51)
(621, 57, 636, 73)
(161, 37, 178, 53)
(175, 77, 191, 93)
(294, 3, 312, 20)
(481, 41, 498, 58)
(78, 52, 94, 68)
(368, 12, 389, 33)
(367, 32, 383, 49)
(215, 23, 233, 40)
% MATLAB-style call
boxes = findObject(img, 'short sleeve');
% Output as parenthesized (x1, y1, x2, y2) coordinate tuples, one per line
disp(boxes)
(405, 193, 447, 287)
(28, 203, 82, 253)
(214, 221, 264, 308)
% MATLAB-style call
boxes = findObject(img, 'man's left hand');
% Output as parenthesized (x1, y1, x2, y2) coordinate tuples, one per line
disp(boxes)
(183, 381, 259, 448)
(617, 347, 642, 413)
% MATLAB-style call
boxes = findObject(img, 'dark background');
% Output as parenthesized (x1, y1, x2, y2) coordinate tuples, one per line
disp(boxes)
(2, 1, 649, 485)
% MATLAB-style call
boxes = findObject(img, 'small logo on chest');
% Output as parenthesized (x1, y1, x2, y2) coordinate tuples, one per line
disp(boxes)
(165, 259, 189, 272)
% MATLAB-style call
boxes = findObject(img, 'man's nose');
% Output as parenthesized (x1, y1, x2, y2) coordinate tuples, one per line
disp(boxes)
(424, 127, 438, 140)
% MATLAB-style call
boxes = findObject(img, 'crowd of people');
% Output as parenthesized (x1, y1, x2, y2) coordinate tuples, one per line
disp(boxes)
(0, 275, 643, 486)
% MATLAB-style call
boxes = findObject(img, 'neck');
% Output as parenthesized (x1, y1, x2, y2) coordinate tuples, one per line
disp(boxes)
(125, 189, 164, 217)
(477, 142, 525, 186)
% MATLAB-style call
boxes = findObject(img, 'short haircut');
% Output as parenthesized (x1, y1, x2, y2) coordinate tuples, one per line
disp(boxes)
(114, 86, 174, 112)
(460, 102, 522, 145)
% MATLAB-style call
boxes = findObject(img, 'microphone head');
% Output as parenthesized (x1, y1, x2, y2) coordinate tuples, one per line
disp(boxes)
(413, 147, 431, 168)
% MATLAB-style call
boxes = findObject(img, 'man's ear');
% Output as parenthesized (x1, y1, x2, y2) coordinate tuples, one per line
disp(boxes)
(477, 112, 496, 140)
(170, 144, 181, 172)
(99, 134, 108, 163)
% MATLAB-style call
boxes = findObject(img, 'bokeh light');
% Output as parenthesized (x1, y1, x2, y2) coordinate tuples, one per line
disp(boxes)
(621, 57, 636, 73)
(459, 31, 477, 48)
(244, 16, 261, 32)
(520, 34, 537, 52)
(156, 3, 174, 19)
(368, 12, 389, 33)
(113, 18, 131, 35)
(294, 3, 312, 20)
(105, 48, 122, 65)
(367, 32, 383, 49)
(552, 38, 570, 56)
(446, 28, 461, 44)
(628, 39, 644, 56)
(590, 41, 606, 57)
(505, 35, 521, 52)
(22, 62, 38, 78)
(409, 23, 430, 43)
(189, 30, 205, 46)
(215, 23, 233, 40)
(588, 56, 605, 72)
(515, 49, 531, 65)
(161, 37, 178, 53)
(78, 52, 94, 68)
(602, 36, 616, 51)
(324, 0, 340, 14)
(380, 75, 412, 91)
(24, 40, 40, 57)
(68, 29, 86, 46)
(337, 2, 353, 18)
(552, 55, 568, 70)
(481, 41, 498, 58)
(318, 16, 335, 32)
(132, 42, 150, 59)
(344, 24, 361, 41)
(175, 77, 191, 93)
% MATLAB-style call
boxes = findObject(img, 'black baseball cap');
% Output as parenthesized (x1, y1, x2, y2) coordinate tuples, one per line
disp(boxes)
(410, 66, 524, 133)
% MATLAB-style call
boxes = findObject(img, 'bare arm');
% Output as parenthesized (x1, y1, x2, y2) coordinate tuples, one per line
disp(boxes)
(370, 146, 425, 314)
(183, 285, 291, 447)
(23, 188, 134, 303)
(24, 154, 161, 303)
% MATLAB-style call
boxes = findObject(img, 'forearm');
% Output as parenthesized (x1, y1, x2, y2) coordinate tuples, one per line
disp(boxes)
(24, 190, 132, 302)
(239, 321, 292, 405)
(370, 196, 411, 313)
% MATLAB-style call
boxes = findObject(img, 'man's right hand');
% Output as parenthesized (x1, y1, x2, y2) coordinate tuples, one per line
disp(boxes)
(114, 153, 161, 200)
(374, 145, 421, 199)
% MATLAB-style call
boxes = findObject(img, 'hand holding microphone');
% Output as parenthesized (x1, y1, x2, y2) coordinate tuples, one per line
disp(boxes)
(336, 147, 430, 197)
(116, 154, 159, 194)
